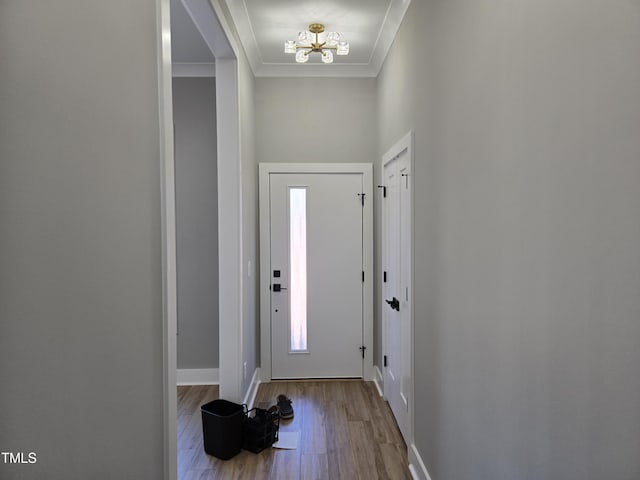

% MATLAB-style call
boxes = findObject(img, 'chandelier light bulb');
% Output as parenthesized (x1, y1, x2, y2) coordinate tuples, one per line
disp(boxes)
(298, 31, 312, 44)
(321, 50, 334, 64)
(295, 49, 309, 63)
(284, 40, 297, 54)
(326, 31, 340, 47)
(336, 41, 350, 55)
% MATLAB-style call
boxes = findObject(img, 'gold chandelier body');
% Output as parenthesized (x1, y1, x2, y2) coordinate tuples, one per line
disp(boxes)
(284, 23, 350, 64)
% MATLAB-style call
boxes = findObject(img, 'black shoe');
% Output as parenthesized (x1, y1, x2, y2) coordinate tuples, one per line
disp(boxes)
(277, 394, 294, 419)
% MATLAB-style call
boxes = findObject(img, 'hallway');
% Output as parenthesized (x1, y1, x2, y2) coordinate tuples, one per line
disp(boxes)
(177, 380, 411, 479)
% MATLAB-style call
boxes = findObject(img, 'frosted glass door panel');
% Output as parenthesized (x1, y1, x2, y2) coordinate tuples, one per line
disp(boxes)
(289, 187, 307, 352)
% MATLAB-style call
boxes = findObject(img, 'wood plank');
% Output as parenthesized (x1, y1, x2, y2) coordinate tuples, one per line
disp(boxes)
(348, 420, 385, 480)
(379, 443, 413, 480)
(301, 382, 327, 455)
(268, 449, 300, 480)
(324, 381, 358, 480)
(301, 454, 329, 480)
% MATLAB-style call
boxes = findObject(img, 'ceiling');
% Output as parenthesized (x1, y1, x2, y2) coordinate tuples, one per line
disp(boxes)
(171, 0, 410, 77)
(171, 0, 215, 64)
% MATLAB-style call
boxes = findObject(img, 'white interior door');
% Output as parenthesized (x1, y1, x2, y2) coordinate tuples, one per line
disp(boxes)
(382, 147, 412, 442)
(269, 172, 364, 378)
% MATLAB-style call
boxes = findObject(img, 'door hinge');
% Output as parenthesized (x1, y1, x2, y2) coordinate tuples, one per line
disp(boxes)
(362, 271, 365, 283)
(384, 355, 388, 367)
(377, 185, 387, 197)
(383, 271, 387, 283)
(357, 192, 366, 206)
(359, 345, 367, 359)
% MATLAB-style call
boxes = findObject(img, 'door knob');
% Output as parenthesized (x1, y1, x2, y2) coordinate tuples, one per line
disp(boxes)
(386, 297, 400, 311)
(272, 283, 288, 292)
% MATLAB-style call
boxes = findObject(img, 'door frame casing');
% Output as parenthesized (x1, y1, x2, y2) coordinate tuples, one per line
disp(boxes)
(158, 0, 242, 478)
(178, 0, 243, 403)
(380, 131, 414, 446)
(259, 163, 374, 382)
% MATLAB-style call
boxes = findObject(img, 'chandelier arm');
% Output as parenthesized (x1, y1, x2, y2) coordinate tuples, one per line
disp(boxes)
(296, 44, 312, 50)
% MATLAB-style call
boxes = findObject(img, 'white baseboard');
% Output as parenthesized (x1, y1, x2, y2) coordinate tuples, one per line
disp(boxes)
(373, 365, 384, 396)
(242, 367, 261, 409)
(176, 368, 219, 386)
(408, 443, 433, 480)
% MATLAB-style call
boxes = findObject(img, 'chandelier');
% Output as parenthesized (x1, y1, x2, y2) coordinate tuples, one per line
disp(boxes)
(284, 23, 350, 64)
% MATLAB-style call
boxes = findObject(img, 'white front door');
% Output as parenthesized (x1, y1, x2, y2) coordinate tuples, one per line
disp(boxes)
(269, 172, 364, 379)
(382, 145, 412, 442)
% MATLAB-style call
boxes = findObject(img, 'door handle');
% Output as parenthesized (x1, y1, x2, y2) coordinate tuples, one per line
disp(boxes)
(272, 284, 288, 292)
(386, 297, 400, 311)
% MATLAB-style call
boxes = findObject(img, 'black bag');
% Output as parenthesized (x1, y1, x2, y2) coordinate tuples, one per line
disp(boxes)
(243, 406, 280, 453)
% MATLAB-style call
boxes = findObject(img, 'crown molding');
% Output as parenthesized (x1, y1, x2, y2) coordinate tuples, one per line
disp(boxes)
(221, 0, 411, 78)
(172, 62, 216, 77)
(369, 0, 411, 74)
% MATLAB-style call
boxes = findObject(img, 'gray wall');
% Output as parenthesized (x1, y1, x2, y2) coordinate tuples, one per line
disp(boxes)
(0, 1, 164, 478)
(173, 77, 219, 370)
(255, 78, 377, 164)
(377, 1, 640, 479)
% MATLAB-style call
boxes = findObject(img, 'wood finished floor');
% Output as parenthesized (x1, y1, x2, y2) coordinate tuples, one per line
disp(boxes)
(177, 380, 411, 480)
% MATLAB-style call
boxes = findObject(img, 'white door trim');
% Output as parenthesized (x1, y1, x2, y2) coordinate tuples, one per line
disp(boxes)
(158, 1, 242, 479)
(180, 0, 244, 403)
(157, 1, 177, 478)
(380, 131, 414, 447)
(259, 163, 374, 382)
